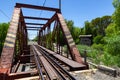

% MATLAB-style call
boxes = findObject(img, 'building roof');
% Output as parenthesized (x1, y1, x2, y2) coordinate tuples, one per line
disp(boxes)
(79, 35, 92, 38)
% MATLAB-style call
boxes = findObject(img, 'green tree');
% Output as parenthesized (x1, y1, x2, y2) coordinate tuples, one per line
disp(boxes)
(104, 35, 120, 56)
(91, 16, 111, 36)
(84, 21, 92, 35)
(93, 35, 103, 44)
(104, 0, 120, 56)
(0, 23, 9, 54)
(73, 27, 81, 44)
(105, 23, 116, 36)
(112, 0, 120, 33)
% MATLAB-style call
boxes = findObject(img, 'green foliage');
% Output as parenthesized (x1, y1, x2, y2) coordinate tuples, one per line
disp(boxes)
(77, 44, 120, 66)
(113, 0, 120, 8)
(82, 16, 112, 45)
(92, 43, 104, 51)
(91, 16, 111, 36)
(72, 27, 81, 44)
(94, 0, 120, 67)
(93, 35, 104, 44)
(112, 0, 120, 32)
(104, 35, 120, 56)
(80, 28, 85, 35)
(105, 23, 116, 36)
(104, 0, 120, 57)
(65, 20, 74, 34)
(77, 44, 101, 64)
(84, 21, 92, 35)
(101, 52, 120, 67)
(77, 44, 92, 56)
(0, 23, 9, 54)
(32, 36, 38, 41)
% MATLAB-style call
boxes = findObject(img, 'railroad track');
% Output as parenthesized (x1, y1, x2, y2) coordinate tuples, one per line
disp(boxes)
(31, 45, 120, 80)
(31, 45, 76, 80)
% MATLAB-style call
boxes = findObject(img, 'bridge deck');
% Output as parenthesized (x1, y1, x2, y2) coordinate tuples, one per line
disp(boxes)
(38, 45, 86, 70)
(32, 45, 59, 80)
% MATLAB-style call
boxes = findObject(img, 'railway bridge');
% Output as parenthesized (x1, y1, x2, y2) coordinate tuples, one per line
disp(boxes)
(0, 3, 88, 80)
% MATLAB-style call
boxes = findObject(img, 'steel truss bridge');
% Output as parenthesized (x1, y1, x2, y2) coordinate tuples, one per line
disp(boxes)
(0, 3, 91, 80)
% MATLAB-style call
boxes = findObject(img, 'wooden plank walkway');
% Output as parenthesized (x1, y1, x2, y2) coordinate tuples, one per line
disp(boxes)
(38, 45, 86, 70)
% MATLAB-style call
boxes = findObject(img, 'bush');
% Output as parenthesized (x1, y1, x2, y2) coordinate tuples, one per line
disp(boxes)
(92, 43, 104, 51)
(101, 52, 120, 67)
(0, 23, 9, 54)
(101, 52, 115, 66)
(93, 35, 104, 44)
(77, 44, 101, 64)
(77, 45, 92, 57)
(104, 35, 120, 56)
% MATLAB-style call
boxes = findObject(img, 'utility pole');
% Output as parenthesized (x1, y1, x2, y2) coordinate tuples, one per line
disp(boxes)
(59, 0, 61, 13)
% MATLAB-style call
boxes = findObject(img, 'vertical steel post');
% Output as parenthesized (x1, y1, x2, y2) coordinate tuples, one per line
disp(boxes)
(59, 0, 61, 13)
(84, 50, 87, 64)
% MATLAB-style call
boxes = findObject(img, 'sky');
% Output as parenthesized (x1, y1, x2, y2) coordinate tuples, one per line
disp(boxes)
(0, 0, 115, 39)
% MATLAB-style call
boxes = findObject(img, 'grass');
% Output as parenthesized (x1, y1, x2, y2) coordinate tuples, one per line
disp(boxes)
(64, 44, 120, 67)
(76, 44, 102, 64)
(76, 44, 120, 67)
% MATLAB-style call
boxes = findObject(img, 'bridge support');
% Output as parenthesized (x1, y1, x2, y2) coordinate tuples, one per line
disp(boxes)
(57, 13, 84, 63)
(38, 13, 85, 64)
(0, 6, 28, 79)
(0, 3, 87, 79)
(0, 7, 21, 80)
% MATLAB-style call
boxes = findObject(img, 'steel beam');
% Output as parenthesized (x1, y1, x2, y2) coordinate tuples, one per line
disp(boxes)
(27, 29, 40, 30)
(26, 23, 44, 26)
(15, 3, 60, 12)
(0, 7, 21, 80)
(40, 13, 57, 31)
(9, 70, 38, 79)
(26, 26, 42, 29)
(56, 13, 84, 64)
(24, 16, 50, 20)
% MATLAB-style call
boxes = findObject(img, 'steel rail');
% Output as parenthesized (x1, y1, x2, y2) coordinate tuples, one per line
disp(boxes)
(36, 45, 76, 80)
(32, 45, 59, 80)
(31, 46, 45, 80)
(36, 46, 66, 80)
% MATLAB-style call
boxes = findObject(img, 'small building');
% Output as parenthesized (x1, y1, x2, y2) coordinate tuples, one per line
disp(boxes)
(79, 35, 92, 46)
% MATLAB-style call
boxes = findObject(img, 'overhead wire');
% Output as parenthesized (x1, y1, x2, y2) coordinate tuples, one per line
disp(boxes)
(0, 9, 10, 20)
(39, 0, 47, 17)
(37, 0, 47, 37)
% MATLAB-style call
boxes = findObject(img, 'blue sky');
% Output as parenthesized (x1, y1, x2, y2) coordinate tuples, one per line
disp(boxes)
(0, 0, 115, 39)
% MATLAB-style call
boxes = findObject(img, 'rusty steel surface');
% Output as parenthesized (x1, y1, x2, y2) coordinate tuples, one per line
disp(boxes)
(40, 13, 57, 31)
(57, 13, 84, 64)
(9, 70, 38, 79)
(33, 45, 76, 80)
(0, 8, 21, 69)
(38, 45, 86, 70)
(26, 23, 45, 26)
(24, 16, 50, 20)
(0, 68, 9, 80)
(56, 13, 84, 64)
(0, 48, 14, 69)
(26, 26, 42, 29)
(15, 3, 60, 12)
(33, 46, 59, 80)
(38, 12, 87, 68)
(38, 12, 86, 66)
(0, 5, 29, 79)
(27, 29, 40, 31)
(0, 7, 21, 80)
(31, 46, 44, 80)
(0, 3, 87, 80)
